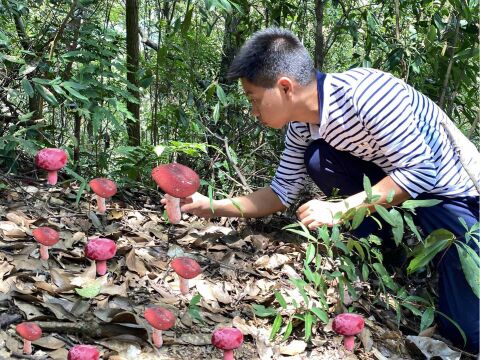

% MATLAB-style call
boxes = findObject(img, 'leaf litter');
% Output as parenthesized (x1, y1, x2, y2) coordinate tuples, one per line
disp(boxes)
(0, 178, 473, 359)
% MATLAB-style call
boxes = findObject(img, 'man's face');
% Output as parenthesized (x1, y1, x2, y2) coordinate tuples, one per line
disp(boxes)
(241, 78, 292, 129)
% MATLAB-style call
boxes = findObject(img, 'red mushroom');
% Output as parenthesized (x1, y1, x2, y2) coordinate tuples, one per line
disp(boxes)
(16, 322, 42, 355)
(171, 257, 201, 295)
(84, 238, 117, 275)
(35, 148, 68, 185)
(144, 307, 176, 348)
(332, 313, 365, 351)
(89, 178, 117, 214)
(68, 345, 100, 360)
(151, 163, 200, 224)
(211, 327, 244, 360)
(32, 226, 60, 260)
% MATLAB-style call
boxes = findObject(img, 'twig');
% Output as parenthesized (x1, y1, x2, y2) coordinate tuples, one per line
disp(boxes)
(48, 0, 78, 60)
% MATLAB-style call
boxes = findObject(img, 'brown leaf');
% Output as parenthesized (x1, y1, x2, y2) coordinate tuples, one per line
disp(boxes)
(126, 249, 147, 276)
(32, 335, 65, 350)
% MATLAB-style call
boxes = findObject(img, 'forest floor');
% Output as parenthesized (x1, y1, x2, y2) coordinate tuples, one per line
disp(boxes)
(0, 174, 475, 360)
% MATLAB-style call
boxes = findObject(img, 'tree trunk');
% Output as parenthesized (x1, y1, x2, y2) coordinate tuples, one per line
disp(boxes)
(314, 0, 325, 70)
(73, 111, 81, 172)
(126, 0, 141, 146)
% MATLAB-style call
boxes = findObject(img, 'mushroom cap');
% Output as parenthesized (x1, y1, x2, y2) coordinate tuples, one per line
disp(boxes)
(144, 307, 176, 331)
(171, 257, 201, 279)
(211, 327, 244, 350)
(151, 163, 200, 198)
(67, 345, 100, 360)
(16, 322, 42, 341)
(35, 148, 68, 171)
(84, 238, 117, 261)
(89, 178, 117, 198)
(32, 227, 60, 246)
(332, 313, 365, 336)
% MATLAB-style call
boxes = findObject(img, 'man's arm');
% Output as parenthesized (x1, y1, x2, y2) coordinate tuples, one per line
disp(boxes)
(179, 187, 286, 218)
(297, 175, 411, 229)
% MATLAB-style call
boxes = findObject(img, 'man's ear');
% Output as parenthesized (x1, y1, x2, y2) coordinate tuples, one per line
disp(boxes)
(277, 77, 294, 97)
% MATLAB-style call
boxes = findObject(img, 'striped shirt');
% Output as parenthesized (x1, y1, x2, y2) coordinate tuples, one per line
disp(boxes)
(271, 68, 480, 207)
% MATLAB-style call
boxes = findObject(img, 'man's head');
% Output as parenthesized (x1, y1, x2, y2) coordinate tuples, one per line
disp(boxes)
(228, 28, 316, 128)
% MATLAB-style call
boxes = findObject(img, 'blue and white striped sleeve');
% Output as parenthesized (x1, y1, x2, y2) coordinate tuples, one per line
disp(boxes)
(270, 122, 310, 207)
(353, 72, 437, 198)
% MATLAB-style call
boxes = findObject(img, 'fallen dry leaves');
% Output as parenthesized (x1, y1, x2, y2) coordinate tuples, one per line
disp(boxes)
(0, 180, 470, 360)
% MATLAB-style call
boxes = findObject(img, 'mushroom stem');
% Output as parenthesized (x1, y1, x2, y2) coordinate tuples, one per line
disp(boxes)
(23, 339, 32, 355)
(343, 335, 355, 351)
(152, 328, 163, 348)
(95, 260, 107, 275)
(96, 195, 106, 214)
(47, 170, 58, 185)
(165, 194, 181, 224)
(179, 276, 189, 295)
(222, 349, 234, 360)
(39, 244, 49, 260)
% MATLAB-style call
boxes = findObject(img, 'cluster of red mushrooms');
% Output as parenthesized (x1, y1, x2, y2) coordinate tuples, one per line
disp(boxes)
(15, 148, 365, 359)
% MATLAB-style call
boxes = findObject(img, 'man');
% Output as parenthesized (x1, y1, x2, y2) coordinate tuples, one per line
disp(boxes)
(165, 28, 480, 351)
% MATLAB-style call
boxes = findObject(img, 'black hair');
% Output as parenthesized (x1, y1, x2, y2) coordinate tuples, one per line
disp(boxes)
(227, 27, 315, 88)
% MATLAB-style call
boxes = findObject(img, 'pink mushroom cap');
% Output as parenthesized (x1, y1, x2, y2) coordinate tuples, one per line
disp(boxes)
(32, 227, 60, 246)
(84, 238, 116, 261)
(16, 322, 42, 341)
(332, 313, 364, 336)
(144, 307, 176, 331)
(171, 257, 202, 279)
(211, 327, 244, 351)
(35, 148, 67, 171)
(89, 178, 117, 198)
(151, 163, 200, 198)
(68, 345, 100, 360)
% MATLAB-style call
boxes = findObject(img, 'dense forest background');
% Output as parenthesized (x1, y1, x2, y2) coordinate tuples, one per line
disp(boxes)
(1, 0, 478, 195)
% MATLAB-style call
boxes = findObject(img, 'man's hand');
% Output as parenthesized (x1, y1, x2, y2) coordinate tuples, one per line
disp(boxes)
(296, 199, 347, 230)
(160, 192, 216, 218)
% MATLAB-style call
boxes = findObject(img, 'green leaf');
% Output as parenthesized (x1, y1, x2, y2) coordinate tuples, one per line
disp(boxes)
(216, 84, 228, 105)
(75, 281, 102, 298)
(304, 311, 314, 341)
(363, 175, 372, 201)
(252, 304, 277, 317)
(436, 310, 467, 345)
(35, 84, 59, 106)
(63, 84, 90, 102)
(21, 79, 34, 98)
(386, 189, 396, 203)
(407, 230, 454, 274)
(270, 314, 282, 340)
(404, 212, 422, 242)
(362, 263, 369, 281)
(310, 307, 328, 323)
(455, 243, 480, 298)
(401, 302, 422, 316)
(420, 307, 435, 332)
(401, 199, 442, 209)
(190, 293, 202, 307)
(351, 207, 367, 230)
(212, 102, 220, 123)
(282, 320, 293, 341)
(305, 243, 315, 264)
(374, 205, 396, 226)
(275, 291, 287, 309)
(390, 208, 404, 246)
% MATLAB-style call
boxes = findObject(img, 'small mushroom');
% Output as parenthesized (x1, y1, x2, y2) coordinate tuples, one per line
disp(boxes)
(170, 257, 201, 295)
(32, 226, 59, 260)
(144, 307, 176, 348)
(332, 313, 365, 351)
(89, 178, 117, 214)
(211, 327, 244, 360)
(84, 238, 117, 275)
(16, 322, 42, 355)
(35, 148, 68, 185)
(151, 163, 200, 224)
(68, 345, 100, 360)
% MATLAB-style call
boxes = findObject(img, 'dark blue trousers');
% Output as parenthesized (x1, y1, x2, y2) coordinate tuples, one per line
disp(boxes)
(304, 139, 479, 353)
